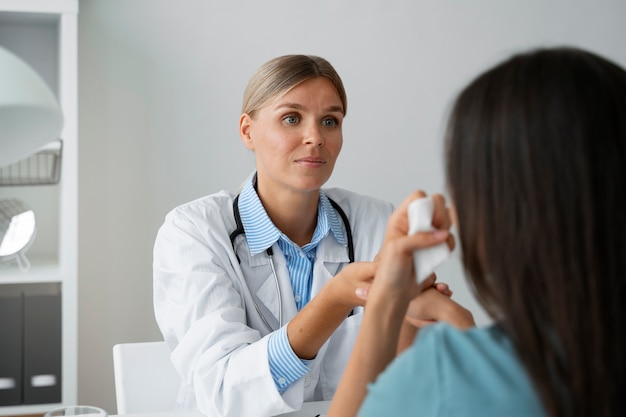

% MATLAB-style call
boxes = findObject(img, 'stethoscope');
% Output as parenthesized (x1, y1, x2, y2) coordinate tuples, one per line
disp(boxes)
(229, 193, 354, 331)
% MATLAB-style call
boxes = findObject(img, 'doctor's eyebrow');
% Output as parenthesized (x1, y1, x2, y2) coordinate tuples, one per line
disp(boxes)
(274, 102, 344, 115)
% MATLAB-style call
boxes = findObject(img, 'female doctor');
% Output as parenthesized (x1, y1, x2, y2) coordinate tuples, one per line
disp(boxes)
(152, 55, 420, 417)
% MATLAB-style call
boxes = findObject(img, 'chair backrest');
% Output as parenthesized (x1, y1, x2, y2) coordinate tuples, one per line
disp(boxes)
(112, 341, 181, 414)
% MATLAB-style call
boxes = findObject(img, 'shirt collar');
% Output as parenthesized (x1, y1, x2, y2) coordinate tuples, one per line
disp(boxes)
(238, 174, 347, 256)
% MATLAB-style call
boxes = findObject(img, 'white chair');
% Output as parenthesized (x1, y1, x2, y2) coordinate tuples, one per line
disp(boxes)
(112, 341, 181, 414)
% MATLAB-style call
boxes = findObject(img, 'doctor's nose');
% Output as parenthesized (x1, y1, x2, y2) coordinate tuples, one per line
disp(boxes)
(303, 126, 324, 147)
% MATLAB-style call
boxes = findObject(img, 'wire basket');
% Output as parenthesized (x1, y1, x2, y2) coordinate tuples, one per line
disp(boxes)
(0, 139, 62, 186)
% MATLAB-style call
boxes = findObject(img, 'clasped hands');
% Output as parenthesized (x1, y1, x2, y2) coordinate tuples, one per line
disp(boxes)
(338, 191, 474, 331)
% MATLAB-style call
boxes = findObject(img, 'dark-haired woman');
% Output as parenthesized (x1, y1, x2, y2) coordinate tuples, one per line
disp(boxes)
(329, 47, 626, 417)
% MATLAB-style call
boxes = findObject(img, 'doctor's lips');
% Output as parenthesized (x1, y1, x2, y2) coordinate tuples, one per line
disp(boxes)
(295, 157, 326, 166)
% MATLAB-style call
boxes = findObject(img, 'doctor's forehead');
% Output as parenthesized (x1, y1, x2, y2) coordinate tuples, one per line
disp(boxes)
(265, 78, 344, 113)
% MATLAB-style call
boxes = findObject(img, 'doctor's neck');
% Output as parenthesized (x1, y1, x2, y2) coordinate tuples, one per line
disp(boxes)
(256, 181, 320, 248)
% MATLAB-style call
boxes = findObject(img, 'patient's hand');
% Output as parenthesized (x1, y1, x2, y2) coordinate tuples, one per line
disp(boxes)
(404, 287, 475, 330)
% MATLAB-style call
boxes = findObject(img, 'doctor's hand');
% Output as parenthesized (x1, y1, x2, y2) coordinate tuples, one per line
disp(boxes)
(288, 261, 376, 361)
(322, 261, 377, 310)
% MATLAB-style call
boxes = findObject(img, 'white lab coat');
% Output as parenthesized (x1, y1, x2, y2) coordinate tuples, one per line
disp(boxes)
(153, 187, 393, 417)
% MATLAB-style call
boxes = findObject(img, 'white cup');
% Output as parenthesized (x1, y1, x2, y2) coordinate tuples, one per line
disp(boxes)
(44, 405, 108, 417)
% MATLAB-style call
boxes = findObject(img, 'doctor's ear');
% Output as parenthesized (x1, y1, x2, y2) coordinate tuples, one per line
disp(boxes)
(239, 113, 255, 150)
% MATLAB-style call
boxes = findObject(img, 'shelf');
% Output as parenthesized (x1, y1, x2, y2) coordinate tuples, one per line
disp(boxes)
(0, 1, 78, 413)
(0, 254, 60, 284)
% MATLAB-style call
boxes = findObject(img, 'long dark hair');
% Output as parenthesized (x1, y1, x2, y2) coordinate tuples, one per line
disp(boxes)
(446, 47, 626, 416)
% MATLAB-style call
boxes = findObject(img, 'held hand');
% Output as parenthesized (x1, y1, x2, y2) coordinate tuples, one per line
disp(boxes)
(396, 282, 473, 354)
(420, 273, 453, 296)
(404, 287, 475, 330)
(355, 273, 453, 302)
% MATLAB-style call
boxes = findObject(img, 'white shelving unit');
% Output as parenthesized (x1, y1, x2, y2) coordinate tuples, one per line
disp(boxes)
(0, 0, 78, 415)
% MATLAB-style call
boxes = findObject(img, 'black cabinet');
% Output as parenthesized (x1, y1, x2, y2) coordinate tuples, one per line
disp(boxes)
(0, 284, 61, 406)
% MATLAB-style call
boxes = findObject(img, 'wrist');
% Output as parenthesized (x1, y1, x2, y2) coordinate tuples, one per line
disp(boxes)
(367, 284, 412, 312)
(320, 275, 359, 313)
(442, 303, 475, 329)
(365, 291, 410, 325)
(359, 293, 409, 360)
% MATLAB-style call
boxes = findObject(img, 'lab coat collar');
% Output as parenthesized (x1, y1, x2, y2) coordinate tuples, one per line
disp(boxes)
(238, 174, 348, 256)
(238, 178, 280, 255)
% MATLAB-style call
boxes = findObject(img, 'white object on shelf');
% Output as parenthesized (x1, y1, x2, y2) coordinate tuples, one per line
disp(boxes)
(0, 198, 36, 271)
(0, 139, 63, 185)
(0, 45, 63, 167)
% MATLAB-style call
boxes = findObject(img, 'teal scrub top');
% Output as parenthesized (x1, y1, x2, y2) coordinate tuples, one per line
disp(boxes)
(359, 323, 546, 417)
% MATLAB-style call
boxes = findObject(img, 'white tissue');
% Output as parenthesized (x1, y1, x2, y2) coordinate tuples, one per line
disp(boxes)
(407, 197, 451, 282)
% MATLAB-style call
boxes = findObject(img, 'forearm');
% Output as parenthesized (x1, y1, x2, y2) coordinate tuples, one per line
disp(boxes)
(327, 292, 409, 417)
(397, 321, 419, 355)
(286, 284, 353, 359)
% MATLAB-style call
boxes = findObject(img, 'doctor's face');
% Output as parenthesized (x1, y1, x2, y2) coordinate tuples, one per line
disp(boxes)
(240, 76, 344, 197)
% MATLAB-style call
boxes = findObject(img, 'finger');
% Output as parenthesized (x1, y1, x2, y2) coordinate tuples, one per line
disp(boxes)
(446, 233, 456, 252)
(381, 232, 449, 291)
(421, 193, 455, 252)
(420, 273, 437, 290)
(387, 191, 429, 239)
(435, 282, 453, 297)
(401, 229, 450, 255)
(344, 261, 377, 281)
(402, 190, 428, 206)
(404, 316, 438, 328)
(431, 193, 452, 231)
(355, 287, 368, 300)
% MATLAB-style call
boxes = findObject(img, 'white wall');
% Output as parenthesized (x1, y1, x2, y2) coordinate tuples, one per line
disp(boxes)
(77, 0, 626, 412)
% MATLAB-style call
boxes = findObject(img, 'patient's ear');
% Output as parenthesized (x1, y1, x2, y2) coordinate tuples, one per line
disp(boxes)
(239, 113, 255, 150)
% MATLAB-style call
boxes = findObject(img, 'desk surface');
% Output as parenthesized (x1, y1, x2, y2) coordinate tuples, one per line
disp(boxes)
(109, 400, 330, 417)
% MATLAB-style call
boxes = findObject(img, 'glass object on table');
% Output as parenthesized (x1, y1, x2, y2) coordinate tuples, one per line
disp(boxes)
(44, 405, 108, 416)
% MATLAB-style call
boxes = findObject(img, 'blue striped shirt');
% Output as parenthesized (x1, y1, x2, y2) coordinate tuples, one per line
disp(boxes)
(238, 175, 347, 392)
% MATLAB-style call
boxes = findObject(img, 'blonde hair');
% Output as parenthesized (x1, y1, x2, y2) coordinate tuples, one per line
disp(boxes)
(241, 55, 347, 118)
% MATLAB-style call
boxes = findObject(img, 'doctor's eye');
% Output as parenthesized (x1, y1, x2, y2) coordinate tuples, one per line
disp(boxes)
(282, 114, 300, 125)
(322, 117, 340, 128)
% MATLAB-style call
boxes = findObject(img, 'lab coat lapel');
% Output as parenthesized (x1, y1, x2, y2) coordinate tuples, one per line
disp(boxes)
(244, 236, 349, 326)
(249, 245, 298, 327)
(311, 236, 350, 297)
